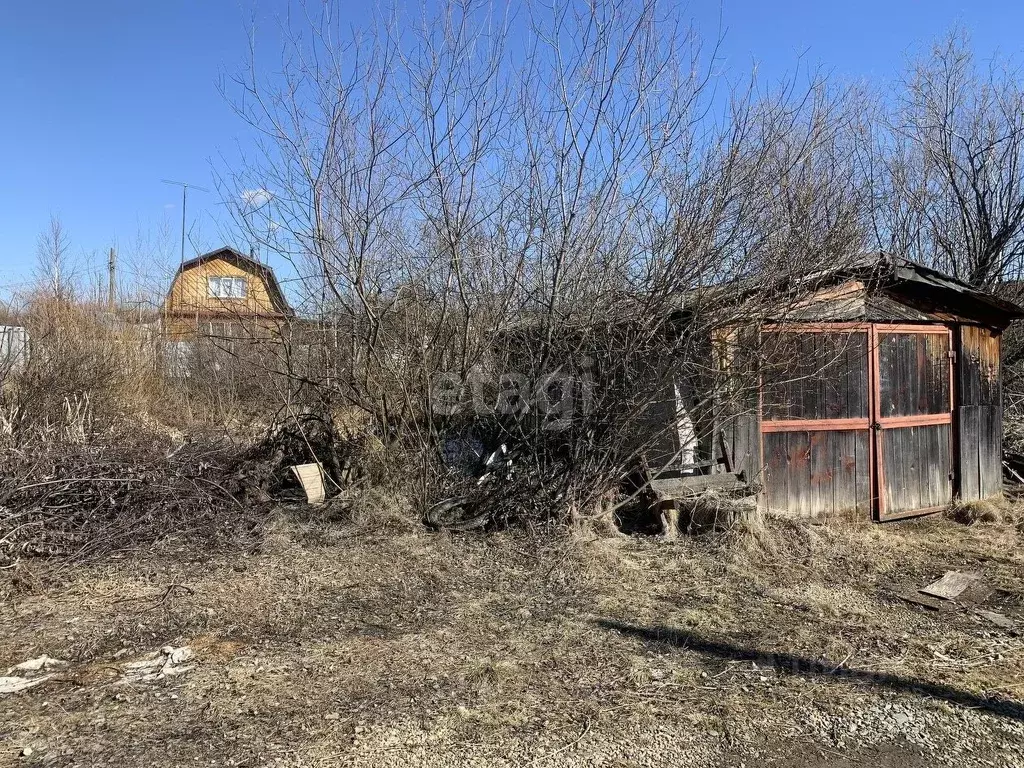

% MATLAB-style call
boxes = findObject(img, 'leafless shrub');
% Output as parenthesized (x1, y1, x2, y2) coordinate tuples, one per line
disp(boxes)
(1, 294, 168, 439)
(217, 0, 874, 530)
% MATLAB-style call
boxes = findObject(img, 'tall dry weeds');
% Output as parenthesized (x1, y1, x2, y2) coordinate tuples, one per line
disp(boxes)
(2, 295, 168, 438)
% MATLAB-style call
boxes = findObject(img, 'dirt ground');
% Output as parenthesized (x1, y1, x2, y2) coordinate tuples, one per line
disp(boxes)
(3, 505, 1024, 767)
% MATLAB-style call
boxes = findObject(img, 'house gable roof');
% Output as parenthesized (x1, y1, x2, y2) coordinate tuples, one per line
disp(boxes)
(173, 247, 294, 317)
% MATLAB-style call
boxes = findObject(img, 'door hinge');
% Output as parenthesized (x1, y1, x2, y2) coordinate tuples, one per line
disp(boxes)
(947, 350, 957, 362)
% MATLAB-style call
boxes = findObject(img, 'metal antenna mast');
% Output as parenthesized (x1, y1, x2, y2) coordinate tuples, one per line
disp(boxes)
(161, 179, 211, 265)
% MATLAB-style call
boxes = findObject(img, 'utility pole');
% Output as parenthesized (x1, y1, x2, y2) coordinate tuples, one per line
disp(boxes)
(108, 247, 116, 311)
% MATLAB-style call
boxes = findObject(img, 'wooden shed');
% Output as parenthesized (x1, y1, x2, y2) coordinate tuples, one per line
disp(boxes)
(654, 255, 1024, 522)
(162, 247, 293, 340)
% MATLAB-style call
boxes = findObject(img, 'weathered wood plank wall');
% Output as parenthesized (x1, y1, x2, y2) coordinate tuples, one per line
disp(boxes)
(718, 328, 762, 483)
(759, 329, 872, 517)
(763, 429, 871, 517)
(880, 424, 952, 513)
(165, 258, 281, 318)
(957, 325, 1002, 501)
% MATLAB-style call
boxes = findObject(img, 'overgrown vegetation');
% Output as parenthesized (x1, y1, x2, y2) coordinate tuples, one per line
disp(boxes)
(4, 2, 1024, 561)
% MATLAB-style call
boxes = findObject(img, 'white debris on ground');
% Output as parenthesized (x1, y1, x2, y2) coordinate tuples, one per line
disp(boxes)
(8, 654, 66, 674)
(0, 646, 196, 695)
(0, 654, 66, 694)
(119, 646, 196, 682)
(0, 676, 49, 694)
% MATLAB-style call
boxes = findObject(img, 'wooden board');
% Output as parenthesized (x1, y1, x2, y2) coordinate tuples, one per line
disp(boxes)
(720, 326, 763, 484)
(650, 473, 748, 500)
(290, 463, 327, 505)
(875, 328, 953, 519)
(762, 331, 868, 421)
(760, 329, 872, 519)
(880, 424, 952, 516)
(920, 571, 980, 599)
(957, 326, 1003, 502)
(763, 429, 871, 517)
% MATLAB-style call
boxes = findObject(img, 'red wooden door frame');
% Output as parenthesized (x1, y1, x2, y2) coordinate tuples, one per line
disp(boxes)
(759, 322, 954, 520)
(759, 323, 874, 517)
(870, 324, 954, 521)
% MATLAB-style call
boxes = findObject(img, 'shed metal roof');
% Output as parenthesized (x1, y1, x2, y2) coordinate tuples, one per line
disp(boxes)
(680, 252, 1024, 329)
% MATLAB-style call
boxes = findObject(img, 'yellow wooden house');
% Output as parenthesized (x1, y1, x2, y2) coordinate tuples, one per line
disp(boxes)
(162, 247, 293, 340)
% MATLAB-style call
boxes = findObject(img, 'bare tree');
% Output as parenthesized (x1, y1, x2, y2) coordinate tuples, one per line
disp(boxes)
(35, 215, 72, 301)
(220, 0, 873, 528)
(122, 214, 181, 318)
(875, 31, 1024, 289)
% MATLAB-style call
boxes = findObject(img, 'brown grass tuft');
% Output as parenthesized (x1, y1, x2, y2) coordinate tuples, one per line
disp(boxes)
(945, 497, 1019, 526)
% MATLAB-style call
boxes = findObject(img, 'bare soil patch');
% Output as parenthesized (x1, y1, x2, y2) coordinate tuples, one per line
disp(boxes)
(2, 508, 1024, 766)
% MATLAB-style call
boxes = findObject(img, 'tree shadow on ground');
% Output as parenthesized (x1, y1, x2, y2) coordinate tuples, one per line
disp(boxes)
(596, 619, 1024, 721)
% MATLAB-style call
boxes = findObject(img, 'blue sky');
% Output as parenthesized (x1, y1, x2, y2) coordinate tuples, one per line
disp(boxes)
(1, 0, 1022, 291)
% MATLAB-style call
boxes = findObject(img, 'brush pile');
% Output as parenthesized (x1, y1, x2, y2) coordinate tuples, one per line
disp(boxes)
(0, 411, 380, 566)
(0, 432, 266, 566)
(231, 412, 366, 498)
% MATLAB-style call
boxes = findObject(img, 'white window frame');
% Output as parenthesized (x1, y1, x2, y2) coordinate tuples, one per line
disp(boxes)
(207, 276, 248, 299)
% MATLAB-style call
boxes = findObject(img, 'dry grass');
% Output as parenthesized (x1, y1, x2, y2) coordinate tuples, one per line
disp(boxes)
(675, 489, 759, 533)
(945, 496, 1022, 526)
(2, 507, 1024, 766)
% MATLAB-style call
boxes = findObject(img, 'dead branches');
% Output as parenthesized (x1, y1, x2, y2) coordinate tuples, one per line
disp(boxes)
(0, 433, 265, 566)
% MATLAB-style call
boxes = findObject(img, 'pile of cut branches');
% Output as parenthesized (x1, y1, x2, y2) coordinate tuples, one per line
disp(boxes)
(0, 433, 266, 566)
(231, 412, 367, 498)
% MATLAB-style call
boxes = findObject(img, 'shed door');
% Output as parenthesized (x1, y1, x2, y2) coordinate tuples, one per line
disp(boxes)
(873, 326, 954, 520)
(761, 329, 873, 518)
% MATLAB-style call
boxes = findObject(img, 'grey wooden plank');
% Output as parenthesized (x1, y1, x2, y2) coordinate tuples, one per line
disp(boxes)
(980, 406, 1001, 498)
(650, 473, 748, 499)
(790, 431, 811, 517)
(881, 428, 895, 514)
(763, 432, 788, 513)
(942, 423, 954, 507)
(928, 424, 951, 509)
(959, 405, 982, 501)
(831, 430, 855, 515)
(855, 430, 871, 516)
(959, 326, 981, 407)
(921, 571, 980, 599)
(933, 424, 948, 508)
(809, 431, 831, 516)
(923, 425, 937, 509)
(883, 427, 909, 515)
(850, 332, 869, 418)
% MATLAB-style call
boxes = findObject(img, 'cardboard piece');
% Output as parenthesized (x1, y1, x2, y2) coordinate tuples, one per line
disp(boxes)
(290, 463, 327, 505)
(920, 571, 980, 600)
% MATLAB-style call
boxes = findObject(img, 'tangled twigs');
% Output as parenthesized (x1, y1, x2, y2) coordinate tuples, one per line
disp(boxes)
(0, 432, 268, 566)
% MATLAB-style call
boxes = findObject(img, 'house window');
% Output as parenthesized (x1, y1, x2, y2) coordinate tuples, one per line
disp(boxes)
(208, 276, 248, 299)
